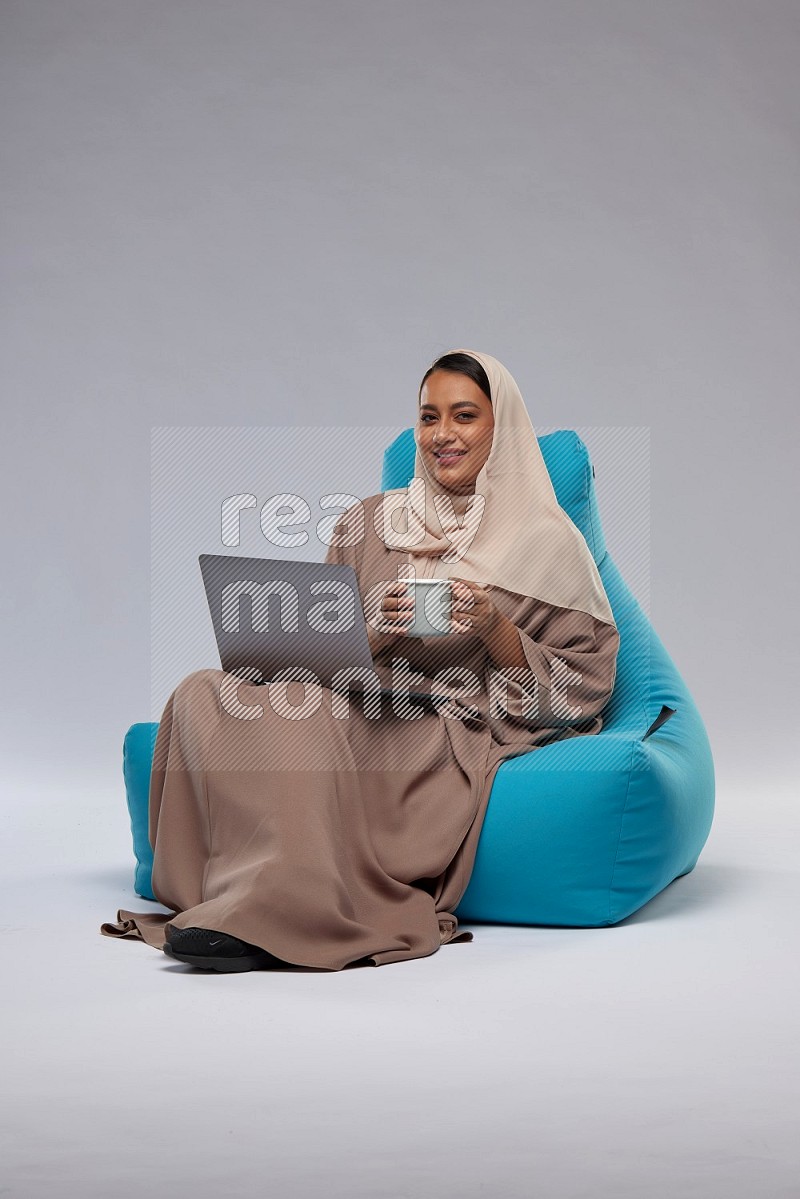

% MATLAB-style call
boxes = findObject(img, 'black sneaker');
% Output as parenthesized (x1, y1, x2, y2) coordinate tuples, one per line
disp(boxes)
(164, 926, 284, 973)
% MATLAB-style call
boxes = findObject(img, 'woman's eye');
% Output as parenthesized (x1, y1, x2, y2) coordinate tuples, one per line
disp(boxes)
(420, 413, 474, 423)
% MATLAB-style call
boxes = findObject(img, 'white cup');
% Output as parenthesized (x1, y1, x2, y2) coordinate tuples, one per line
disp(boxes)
(405, 578, 453, 637)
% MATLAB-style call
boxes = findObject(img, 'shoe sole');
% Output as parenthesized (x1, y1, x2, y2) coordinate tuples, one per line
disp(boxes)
(163, 942, 270, 973)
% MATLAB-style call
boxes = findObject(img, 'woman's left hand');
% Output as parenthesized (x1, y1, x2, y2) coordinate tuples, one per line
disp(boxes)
(448, 577, 499, 639)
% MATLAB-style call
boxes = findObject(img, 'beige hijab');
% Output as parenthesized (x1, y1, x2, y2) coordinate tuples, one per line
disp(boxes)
(378, 348, 617, 627)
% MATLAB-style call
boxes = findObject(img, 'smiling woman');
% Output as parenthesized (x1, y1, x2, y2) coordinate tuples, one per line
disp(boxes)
(101, 348, 620, 973)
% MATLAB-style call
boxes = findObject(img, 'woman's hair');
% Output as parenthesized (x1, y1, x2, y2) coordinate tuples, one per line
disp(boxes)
(417, 352, 492, 405)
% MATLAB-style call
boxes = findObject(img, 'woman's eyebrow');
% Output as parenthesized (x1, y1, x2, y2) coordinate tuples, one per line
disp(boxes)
(419, 399, 481, 411)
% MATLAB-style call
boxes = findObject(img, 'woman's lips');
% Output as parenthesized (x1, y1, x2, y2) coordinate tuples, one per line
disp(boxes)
(434, 450, 467, 466)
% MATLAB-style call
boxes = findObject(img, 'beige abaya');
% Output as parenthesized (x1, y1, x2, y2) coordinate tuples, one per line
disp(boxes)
(101, 490, 619, 969)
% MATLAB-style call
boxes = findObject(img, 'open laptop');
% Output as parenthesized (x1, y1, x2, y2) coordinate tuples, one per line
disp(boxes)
(198, 553, 453, 705)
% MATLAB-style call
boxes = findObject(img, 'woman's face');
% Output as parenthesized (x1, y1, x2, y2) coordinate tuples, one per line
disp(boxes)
(417, 370, 495, 494)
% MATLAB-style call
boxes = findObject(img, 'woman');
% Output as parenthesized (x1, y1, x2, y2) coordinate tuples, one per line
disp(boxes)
(101, 349, 620, 972)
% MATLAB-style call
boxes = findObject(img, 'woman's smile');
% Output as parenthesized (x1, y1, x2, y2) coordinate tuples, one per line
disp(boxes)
(434, 448, 468, 466)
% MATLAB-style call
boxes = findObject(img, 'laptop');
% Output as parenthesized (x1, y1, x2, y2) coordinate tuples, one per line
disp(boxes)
(198, 553, 453, 705)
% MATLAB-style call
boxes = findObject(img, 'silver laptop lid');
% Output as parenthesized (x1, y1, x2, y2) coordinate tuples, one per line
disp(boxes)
(199, 553, 375, 686)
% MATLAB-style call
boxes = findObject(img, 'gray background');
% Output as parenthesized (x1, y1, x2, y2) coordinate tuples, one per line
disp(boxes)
(3, 0, 798, 782)
(2, 3, 798, 1197)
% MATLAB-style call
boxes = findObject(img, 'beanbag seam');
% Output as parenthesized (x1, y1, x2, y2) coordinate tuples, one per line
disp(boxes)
(607, 739, 637, 925)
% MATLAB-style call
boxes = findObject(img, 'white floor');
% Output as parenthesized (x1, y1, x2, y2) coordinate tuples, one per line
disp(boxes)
(2, 766, 798, 1199)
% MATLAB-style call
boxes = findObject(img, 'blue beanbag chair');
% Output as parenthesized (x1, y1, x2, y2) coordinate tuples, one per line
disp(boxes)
(122, 429, 714, 926)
